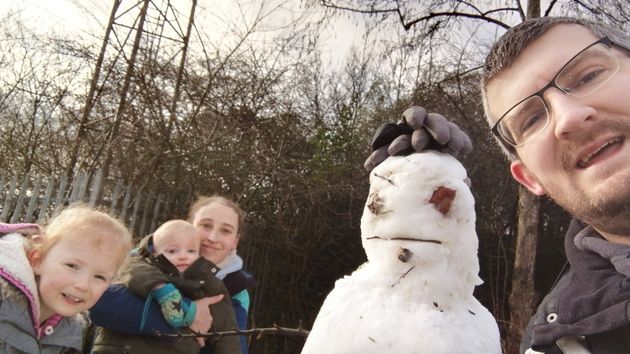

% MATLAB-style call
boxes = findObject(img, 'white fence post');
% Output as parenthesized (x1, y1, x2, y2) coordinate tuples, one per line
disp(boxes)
(0, 171, 173, 239)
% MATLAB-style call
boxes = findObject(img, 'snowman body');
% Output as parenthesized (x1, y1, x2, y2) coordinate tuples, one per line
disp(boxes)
(301, 152, 501, 354)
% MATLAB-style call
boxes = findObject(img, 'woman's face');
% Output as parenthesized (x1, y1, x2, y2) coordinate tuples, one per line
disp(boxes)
(192, 202, 240, 265)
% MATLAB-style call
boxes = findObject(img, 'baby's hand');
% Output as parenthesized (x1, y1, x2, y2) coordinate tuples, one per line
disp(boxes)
(152, 283, 189, 327)
(151, 282, 166, 291)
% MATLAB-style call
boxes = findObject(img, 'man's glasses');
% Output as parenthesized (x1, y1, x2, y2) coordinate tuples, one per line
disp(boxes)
(492, 37, 626, 147)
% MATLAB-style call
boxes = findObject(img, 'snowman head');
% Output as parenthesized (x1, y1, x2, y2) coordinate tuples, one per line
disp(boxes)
(361, 152, 480, 283)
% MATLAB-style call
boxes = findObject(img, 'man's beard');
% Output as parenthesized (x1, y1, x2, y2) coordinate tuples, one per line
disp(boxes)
(543, 120, 630, 235)
(551, 188, 630, 235)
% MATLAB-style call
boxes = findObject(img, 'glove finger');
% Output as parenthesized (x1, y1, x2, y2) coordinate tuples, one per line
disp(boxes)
(388, 134, 413, 156)
(460, 130, 473, 155)
(444, 122, 473, 156)
(400, 106, 428, 129)
(445, 122, 465, 154)
(371, 122, 412, 150)
(364, 146, 390, 171)
(424, 113, 451, 145)
(411, 129, 431, 152)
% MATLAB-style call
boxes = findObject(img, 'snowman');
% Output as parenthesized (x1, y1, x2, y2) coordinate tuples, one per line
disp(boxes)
(301, 151, 501, 354)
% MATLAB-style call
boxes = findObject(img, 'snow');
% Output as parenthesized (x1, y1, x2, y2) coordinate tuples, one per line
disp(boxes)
(301, 151, 501, 354)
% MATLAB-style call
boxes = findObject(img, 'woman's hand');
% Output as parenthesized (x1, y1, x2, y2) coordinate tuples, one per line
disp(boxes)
(190, 294, 224, 347)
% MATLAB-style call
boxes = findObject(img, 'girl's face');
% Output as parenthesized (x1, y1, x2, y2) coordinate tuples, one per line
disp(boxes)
(193, 202, 240, 265)
(29, 235, 120, 321)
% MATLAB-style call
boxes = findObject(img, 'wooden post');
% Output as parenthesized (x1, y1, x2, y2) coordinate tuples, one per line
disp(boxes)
(130, 192, 143, 236)
(24, 177, 42, 222)
(77, 172, 89, 202)
(38, 178, 55, 223)
(55, 174, 69, 209)
(1, 176, 17, 221)
(150, 195, 163, 233)
(120, 185, 133, 222)
(89, 169, 104, 207)
(111, 180, 124, 214)
(10, 175, 30, 223)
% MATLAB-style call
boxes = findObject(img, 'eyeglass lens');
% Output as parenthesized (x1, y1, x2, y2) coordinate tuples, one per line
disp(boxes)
(499, 42, 620, 146)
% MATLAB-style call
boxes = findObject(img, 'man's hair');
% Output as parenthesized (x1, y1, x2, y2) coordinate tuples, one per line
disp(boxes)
(480, 16, 630, 159)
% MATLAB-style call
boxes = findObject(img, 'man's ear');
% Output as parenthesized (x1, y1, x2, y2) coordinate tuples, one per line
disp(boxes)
(510, 160, 545, 196)
(28, 249, 44, 275)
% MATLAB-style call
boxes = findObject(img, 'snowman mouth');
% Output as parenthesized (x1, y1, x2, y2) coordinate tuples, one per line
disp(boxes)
(366, 236, 442, 244)
(62, 293, 84, 304)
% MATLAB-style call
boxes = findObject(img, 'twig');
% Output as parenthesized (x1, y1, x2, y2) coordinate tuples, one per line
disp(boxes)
(155, 322, 311, 340)
(391, 266, 415, 287)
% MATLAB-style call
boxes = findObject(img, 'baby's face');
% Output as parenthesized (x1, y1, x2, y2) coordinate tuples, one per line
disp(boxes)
(154, 232, 200, 272)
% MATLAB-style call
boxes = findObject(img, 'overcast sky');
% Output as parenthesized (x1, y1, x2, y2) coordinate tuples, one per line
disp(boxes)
(0, 0, 366, 65)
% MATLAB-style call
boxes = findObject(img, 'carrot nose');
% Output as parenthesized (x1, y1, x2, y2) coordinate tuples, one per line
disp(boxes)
(429, 187, 456, 215)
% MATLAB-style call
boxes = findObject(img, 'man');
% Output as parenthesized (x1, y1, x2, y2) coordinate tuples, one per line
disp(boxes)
(367, 17, 630, 354)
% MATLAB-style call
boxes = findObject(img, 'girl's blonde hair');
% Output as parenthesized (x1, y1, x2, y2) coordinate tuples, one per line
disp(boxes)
(187, 195, 245, 236)
(34, 204, 133, 269)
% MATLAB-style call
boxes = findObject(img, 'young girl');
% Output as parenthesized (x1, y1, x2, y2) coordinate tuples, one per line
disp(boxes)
(0, 204, 132, 353)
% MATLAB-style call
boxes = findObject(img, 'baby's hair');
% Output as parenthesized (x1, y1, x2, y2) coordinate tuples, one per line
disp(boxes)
(187, 195, 245, 237)
(34, 204, 132, 269)
(152, 219, 198, 254)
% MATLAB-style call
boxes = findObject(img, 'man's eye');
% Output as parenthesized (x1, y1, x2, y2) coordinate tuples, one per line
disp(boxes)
(574, 68, 605, 88)
(519, 112, 546, 137)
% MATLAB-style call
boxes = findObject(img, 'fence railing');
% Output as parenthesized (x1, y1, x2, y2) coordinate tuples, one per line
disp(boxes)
(0, 170, 174, 238)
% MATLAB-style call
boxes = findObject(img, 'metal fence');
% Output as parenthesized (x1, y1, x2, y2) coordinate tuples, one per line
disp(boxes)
(0, 170, 174, 238)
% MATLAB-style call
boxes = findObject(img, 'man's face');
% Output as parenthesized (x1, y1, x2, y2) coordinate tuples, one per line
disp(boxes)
(486, 24, 630, 236)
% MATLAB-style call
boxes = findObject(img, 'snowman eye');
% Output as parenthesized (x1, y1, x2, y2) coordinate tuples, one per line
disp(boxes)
(429, 186, 456, 215)
(366, 192, 384, 215)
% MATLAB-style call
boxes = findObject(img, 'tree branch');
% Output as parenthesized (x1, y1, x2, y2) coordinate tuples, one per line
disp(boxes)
(320, 0, 399, 15)
(319, 1, 514, 30)
(156, 323, 311, 339)
(543, 0, 559, 17)
(403, 11, 513, 31)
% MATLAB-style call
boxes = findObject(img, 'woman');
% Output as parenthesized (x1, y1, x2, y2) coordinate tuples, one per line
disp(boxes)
(89, 195, 256, 354)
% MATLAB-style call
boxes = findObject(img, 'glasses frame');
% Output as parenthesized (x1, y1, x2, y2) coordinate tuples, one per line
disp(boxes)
(491, 36, 629, 148)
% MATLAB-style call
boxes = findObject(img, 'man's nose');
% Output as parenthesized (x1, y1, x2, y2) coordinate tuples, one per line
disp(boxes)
(546, 90, 598, 139)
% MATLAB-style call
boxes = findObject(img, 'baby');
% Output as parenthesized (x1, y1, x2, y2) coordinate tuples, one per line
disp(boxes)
(91, 219, 241, 354)
(0, 205, 132, 353)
